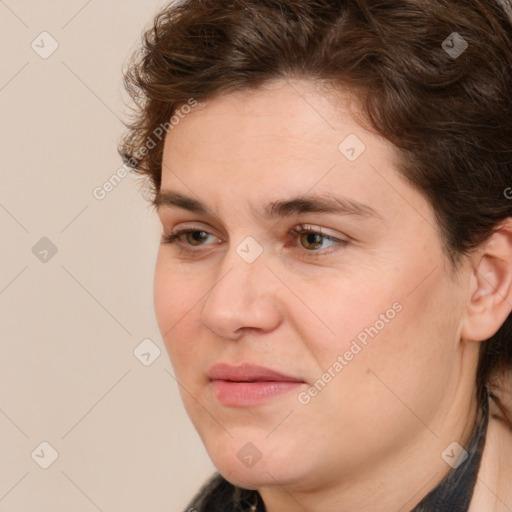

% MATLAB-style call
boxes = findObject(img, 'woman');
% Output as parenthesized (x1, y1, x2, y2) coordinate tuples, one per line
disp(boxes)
(119, 0, 512, 510)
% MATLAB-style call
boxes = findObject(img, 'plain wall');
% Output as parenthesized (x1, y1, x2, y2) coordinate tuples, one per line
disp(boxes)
(0, 1, 215, 511)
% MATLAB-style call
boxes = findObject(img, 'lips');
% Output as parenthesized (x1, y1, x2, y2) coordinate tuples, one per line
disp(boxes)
(208, 362, 304, 383)
(208, 363, 306, 407)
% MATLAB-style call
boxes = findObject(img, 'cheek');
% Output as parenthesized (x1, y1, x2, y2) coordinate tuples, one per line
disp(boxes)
(153, 258, 202, 357)
(153, 262, 177, 334)
(296, 277, 400, 359)
(342, 271, 462, 412)
(154, 254, 197, 323)
(298, 262, 456, 391)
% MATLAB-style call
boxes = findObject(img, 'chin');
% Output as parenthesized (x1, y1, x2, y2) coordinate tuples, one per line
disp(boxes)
(206, 441, 304, 489)
(221, 464, 294, 491)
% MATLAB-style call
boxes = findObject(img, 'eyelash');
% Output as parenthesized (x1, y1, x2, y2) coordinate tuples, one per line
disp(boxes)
(161, 224, 349, 257)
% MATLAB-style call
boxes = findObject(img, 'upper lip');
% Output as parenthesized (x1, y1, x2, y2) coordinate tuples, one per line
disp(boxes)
(208, 363, 304, 382)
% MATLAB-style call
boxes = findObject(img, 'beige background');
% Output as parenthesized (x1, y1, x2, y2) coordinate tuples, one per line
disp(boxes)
(0, 1, 216, 510)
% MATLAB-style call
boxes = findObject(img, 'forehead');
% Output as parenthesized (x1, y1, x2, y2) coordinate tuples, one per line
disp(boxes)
(159, 79, 434, 230)
(164, 80, 361, 161)
(162, 81, 376, 184)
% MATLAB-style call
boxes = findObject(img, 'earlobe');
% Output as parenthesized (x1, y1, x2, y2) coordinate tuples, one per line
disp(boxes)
(461, 220, 512, 342)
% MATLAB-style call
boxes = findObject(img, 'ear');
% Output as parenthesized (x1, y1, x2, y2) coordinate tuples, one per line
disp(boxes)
(460, 218, 512, 342)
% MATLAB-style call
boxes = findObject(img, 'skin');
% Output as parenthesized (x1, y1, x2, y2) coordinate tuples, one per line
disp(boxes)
(153, 78, 512, 512)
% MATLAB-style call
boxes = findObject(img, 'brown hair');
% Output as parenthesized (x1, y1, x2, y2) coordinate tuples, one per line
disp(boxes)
(118, 0, 512, 422)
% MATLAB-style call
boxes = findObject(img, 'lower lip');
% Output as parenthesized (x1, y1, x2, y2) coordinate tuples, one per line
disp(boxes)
(211, 380, 304, 407)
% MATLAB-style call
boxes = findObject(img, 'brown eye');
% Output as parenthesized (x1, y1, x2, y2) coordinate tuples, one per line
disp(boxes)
(299, 232, 324, 250)
(161, 228, 219, 247)
(184, 230, 209, 246)
(289, 224, 348, 253)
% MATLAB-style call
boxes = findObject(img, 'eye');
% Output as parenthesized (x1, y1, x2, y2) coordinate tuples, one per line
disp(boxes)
(288, 224, 348, 253)
(161, 228, 220, 247)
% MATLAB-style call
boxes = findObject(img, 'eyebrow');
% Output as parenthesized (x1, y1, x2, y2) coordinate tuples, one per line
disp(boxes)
(153, 189, 383, 221)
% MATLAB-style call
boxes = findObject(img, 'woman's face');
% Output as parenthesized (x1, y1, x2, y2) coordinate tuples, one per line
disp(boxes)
(153, 79, 472, 491)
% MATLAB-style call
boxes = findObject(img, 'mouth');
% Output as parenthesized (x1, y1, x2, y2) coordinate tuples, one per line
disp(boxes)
(208, 362, 306, 407)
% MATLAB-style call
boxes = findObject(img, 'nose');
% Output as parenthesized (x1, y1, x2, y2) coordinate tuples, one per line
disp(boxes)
(200, 244, 283, 340)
